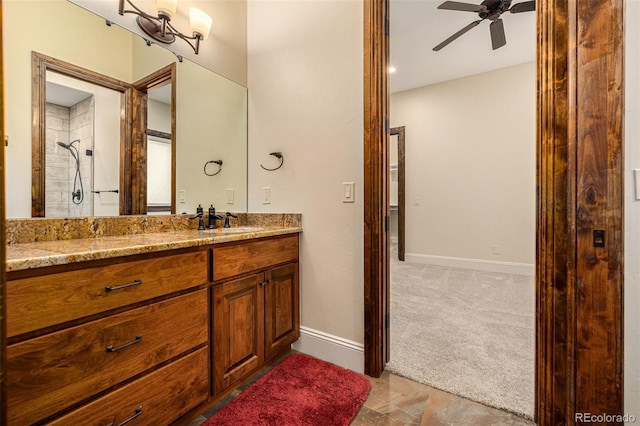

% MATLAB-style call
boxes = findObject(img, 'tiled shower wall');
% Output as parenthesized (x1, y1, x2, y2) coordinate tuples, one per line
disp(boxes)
(44, 97, 94, 218)
(69, 96, 94, 217)
(45, 103, 71, 217)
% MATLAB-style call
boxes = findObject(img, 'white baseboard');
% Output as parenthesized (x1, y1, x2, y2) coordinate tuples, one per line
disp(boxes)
(293, 326, 364, 373)
(404, 253, 535, 276)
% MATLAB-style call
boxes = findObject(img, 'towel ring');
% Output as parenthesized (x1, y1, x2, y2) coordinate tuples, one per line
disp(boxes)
(204, 160, 223, 176)
(260, 152, 284, 171)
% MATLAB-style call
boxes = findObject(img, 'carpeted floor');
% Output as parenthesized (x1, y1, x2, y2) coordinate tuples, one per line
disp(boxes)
(385, 250, 535, 419)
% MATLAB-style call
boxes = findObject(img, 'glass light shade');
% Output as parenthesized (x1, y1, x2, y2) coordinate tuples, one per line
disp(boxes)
(190, 8, 212, 40)
(156, 0, 177, 20)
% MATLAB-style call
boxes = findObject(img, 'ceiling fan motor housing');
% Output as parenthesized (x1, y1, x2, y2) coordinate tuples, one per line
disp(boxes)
(479, 0, 512, 20)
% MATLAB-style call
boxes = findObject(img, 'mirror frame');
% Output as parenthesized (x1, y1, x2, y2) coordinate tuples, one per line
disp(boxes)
(31, 51, 133, 217)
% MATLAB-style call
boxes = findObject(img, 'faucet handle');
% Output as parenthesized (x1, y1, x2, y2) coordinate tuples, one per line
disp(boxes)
(223, 212, 238, 228)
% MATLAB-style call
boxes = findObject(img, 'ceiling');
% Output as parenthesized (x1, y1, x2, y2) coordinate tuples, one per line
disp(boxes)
(389, 0, 536, 93)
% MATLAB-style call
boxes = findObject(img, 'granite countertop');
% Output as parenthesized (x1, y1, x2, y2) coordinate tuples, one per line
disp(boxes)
(6, 226, 302, 272)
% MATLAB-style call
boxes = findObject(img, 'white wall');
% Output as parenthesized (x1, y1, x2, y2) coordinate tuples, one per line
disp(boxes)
(624, 0, 640, 420)
(3, 0, 133, 218)
(391, 62, 536, 268)
(247, 0, 364, 344)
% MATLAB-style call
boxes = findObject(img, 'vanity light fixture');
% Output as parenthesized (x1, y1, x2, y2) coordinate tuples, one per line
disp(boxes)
(118, 0, 212, 54)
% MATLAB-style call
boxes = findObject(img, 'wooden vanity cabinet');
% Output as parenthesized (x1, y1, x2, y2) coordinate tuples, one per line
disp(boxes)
(212, 235, 300, 394)
(6, 249, 209, 426)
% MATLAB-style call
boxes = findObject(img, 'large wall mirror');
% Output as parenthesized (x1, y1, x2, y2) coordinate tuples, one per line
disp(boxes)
(4, 0, 248, 218)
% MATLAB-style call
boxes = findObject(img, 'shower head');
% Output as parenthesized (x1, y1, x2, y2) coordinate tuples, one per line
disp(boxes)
(56, 140, 80, 149)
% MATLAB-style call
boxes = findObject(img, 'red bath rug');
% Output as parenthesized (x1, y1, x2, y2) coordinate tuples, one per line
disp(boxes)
(203, 353, 371, 426)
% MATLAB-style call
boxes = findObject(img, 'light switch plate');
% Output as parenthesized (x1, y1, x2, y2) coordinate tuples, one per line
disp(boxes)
(179, 190, 186, 204)
(226, 189, 234, 204)
(262, 187, 271, 204)
(342, 182, 355, 203)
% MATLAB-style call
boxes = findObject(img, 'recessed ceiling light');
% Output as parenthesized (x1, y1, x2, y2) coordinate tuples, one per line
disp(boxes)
(388, 66, 397, 74)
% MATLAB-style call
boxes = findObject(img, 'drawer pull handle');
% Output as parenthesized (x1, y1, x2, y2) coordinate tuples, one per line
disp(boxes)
(107, 406, 143, 426)
(106, 335, 143, 352)
(259, 279, 272, 286)
(105, 279, 142, 292)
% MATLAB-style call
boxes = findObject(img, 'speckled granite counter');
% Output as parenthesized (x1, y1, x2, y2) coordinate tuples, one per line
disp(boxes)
(6, 214, 302, 272)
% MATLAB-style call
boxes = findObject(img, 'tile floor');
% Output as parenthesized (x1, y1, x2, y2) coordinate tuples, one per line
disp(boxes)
(352, 371, 534, 425)
(189, 353, 535, 426)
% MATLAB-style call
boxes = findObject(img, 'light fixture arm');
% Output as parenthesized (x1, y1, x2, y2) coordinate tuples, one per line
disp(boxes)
(118, 0, 207, 54)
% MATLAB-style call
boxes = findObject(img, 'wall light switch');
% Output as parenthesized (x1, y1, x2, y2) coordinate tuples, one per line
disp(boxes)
(262, 187, 271, 204)
(179, 190, 186, 204)
(226, 189, 234, 204)
(343, 182, 355, 203)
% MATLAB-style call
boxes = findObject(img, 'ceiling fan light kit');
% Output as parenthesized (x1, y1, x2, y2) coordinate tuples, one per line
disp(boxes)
(433, 0, 536, 51)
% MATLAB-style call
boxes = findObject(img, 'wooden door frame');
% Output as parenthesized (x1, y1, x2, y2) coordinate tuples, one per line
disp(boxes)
(30, 52, 133, 217)
(364, 0, 625, 423)
(390, 126, 405, 261)
(132, 63, 177, 215)
(1, 2, 7, 423)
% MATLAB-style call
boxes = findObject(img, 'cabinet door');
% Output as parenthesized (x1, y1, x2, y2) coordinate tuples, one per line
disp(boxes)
(213, 274, 264, 394)
(264, 263, 299, 361)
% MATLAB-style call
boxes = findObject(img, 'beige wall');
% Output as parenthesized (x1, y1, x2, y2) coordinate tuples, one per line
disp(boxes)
(3, 0, 133, 218)
(132, 39, 248, 214)
(391, 62, 536, 265)
(247, 0, 364, 343)
(625, 0, 640, 420)
(70, 0, 248, 87)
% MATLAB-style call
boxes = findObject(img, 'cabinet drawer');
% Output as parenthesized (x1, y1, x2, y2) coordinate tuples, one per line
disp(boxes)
(213, 235, 298, 281)
(7, 249, 207, 337)
(49, 347, 209, 426)
(7, 290, 208, 425)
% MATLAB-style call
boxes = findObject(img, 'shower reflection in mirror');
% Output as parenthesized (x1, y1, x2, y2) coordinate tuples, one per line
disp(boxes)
(45, 71, 121, 218)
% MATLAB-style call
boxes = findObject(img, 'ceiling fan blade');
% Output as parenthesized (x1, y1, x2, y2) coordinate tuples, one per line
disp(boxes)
(437, 1, 486, 13)
(510, 1, 536, 13)
(433, 19, 483, 51)
(490, 19, 507, 50)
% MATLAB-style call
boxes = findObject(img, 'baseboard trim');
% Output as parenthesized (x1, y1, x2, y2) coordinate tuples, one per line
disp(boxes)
(404, 253, 535, 276)
(292, 326, 364, 373)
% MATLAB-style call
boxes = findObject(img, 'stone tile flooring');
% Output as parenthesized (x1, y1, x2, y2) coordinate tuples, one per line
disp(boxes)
(189, 355, 535, 425)
(352, 371, 534, 425)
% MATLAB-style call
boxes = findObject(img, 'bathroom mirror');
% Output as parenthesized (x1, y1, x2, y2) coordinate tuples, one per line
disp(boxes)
(3, 0, 248, 218)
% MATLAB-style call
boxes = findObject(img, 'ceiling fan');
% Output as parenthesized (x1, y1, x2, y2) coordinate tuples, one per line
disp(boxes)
(432, 0, 536, 51)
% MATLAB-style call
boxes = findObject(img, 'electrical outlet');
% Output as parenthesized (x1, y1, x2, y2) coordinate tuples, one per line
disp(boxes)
(226, 188, 234, 204)
(492, 245, 501, 255)
(262, 187, 271, 204)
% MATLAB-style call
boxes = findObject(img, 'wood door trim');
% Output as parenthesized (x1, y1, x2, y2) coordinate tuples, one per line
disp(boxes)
(132, 63, 177, 215)
(363, 0, 390, 377)
(31, 52, 132, 217)
(0, 2, 7, 422)
(390, 126, 405, 261)
(364, 0, 625, 422)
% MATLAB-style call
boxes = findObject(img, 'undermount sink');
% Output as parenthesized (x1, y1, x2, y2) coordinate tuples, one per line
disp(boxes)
(212, 226, 264, 234)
